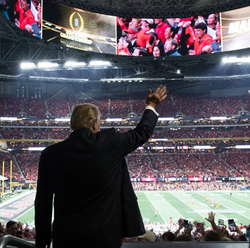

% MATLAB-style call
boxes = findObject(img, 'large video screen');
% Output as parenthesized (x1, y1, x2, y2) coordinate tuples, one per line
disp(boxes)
(2, 0, 250, 56)
(43, 1, 116, 54)
(221, 6, 250, 52)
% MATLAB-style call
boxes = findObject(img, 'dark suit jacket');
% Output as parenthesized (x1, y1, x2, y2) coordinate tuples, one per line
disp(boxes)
(35, 109, 158, 248)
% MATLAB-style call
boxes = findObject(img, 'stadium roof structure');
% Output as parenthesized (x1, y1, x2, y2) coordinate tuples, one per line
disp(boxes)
(0, 0, 250, 97)
(59, 0, 250, 17)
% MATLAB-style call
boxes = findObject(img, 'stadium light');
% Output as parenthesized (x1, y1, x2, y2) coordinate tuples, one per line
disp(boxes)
(20, 62, 36, 69)
(0, 117, 17, 121)
(105, 118, 123, 122)
(64, 61, 86, 68)
(158, 117, 175, 121)
(54, 118, 70, 122)
(210, 116, 227, 120)
(222, 56, 250, 63)
(101, 78, 165, 82)
(235, 145, 250, 149)
(89, 60, 111, 67)
(38, 62, 59, 69)
(193, 146, 212, 150)
(28, 147, 46, 151)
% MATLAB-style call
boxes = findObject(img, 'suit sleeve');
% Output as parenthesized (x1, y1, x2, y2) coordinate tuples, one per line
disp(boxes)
(35, 150, 53, 247)
(116, 109, 158, 156)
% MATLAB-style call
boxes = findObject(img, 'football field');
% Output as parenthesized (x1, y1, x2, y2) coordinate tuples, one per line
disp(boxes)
(0, 190, 249, 227)
(136, 191, 250, 226)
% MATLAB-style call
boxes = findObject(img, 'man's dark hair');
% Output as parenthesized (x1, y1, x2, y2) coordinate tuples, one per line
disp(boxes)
(6, 221, 17, 229)
(194, 22, 207, 32)
(204, 231, 221, 241)
(162, 231, 176, 242)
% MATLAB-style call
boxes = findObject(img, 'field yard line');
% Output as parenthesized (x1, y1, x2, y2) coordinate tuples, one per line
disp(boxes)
(0, 190, 36, 208)
(16, 206, 34, 221)
(194, 191, 230, 221)
(229, 192, 249, 203)
(157, 192, 185, 219)
(209, 192, 250, 220)
(144, 192, 185, 223)
(169, 192, 210, 221)
(143, 192, 165, 222)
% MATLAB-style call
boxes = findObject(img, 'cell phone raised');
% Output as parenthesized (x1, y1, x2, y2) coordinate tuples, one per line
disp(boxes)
(184, 220, 189, 228)
(228, 219, 236, 231)
(218, 219, 224, 226)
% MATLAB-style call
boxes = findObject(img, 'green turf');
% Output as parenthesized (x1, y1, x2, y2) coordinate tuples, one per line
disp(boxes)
(136, 191, 250, 227)
(15, 190, 250, 227)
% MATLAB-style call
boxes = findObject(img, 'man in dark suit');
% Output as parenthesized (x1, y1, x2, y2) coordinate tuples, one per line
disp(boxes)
(35, 85, 167, 248)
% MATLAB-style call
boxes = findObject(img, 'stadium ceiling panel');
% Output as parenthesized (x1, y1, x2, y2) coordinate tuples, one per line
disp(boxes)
(58, 0, 250, 17)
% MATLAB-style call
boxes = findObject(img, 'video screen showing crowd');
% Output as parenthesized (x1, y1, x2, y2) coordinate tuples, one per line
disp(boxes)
(117, 15, 221, 57)
(1, 0, 41, 38)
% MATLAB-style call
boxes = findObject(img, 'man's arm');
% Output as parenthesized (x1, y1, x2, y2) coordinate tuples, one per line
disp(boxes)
(116, 85, 167, 155)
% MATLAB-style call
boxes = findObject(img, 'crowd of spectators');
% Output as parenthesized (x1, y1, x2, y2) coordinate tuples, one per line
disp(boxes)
(140, 211, 249, 242)
(0, 150, 250, 182)
(0, 94, 250, 118)
(0, 96, 250, 183)
(0, 220, 36, 240)
(1, 213, 249, 243)
(116, 14, 221, 57)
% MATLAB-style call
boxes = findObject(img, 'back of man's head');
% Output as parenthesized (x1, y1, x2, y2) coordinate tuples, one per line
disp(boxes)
(162, 231, 176, 242)
(6, 221, 17, 236)
(70, 103, 101, 130)
(204, 230, 221, 241)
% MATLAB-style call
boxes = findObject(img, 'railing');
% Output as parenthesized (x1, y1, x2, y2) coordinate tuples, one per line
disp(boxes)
(0, 235, 36, 248)
(0, 236, 248, 248)
(121, 242, 250, 248)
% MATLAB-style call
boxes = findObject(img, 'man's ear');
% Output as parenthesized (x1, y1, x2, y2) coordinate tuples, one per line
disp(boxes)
(91, 120, 98, 133)
(92, 120, 96, 131)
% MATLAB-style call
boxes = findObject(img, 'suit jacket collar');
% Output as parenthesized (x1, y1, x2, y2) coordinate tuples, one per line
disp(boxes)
(69, 128, 93, 138)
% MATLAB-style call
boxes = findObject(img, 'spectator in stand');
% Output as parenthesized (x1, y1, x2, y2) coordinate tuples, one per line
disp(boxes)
(117, 37, 131, 56)
(162, 231, 176, 242)
(189, 23, 213, 55)
(207, 14, 217, 30)
(164, 26, 175, 41)
(24, 6, 41, 38)
(205, 231, 221, 241)
(124, 27, 139, 54)
(137, 230, 155, 242)
(176, 21, 195, 55)
(129, 18, 141, 33)
(132, 47, 148, 56)
(153, 44, 165, 57)
(202, 28, 221, 53)
(196, 14, 219, 40)
(164, 39, 181, 57)
(147, 31, 165, 55)
(154, 19, 169, 43)
(136, 19, 154, 48)
(15, 0, 35, 30)
(6, 221, 18, 236)
(35, 85, 167, 248)
(0, 0, 9, 19)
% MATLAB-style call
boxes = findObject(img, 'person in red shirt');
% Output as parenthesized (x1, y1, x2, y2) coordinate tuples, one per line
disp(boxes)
(15, 0, 35, 30)
(136, 19, 154, 48)
(190, 22, 213, 55)
(154, 19, 169, 43)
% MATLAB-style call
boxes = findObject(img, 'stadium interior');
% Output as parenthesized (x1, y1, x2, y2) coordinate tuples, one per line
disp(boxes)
(0, 0, 250, 246)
